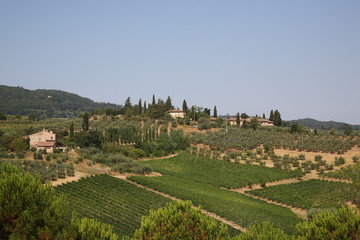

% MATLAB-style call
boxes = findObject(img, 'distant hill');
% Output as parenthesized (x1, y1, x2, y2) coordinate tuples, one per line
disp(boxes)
(289, 118, 360, 130)
(0, 85, 121, 118)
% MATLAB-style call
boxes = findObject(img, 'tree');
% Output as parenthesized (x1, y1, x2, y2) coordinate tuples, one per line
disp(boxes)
(262, 113, 266, 119)
(165, 96, 172, 111)
(143, 101, 147, 113)
(296, 206, 359, 240)
(152, 94, 156, 105)
(82, 112, 89, 131)
(0, 163, 68, 239)
(66, 216, 119, 240)
(138, 99, 142, 115)
(0, 112, 6, 121)
(269, 110, 274, 121)
(9, 137, 29, 152)
(133, 200, 229, 240)
(249, 117, 259, 130)
(124, 97, 132, 108)
(273, 110, 282, 126)
(234, 222, 296, 240)
(236, 112, 241, 127)
(213, 105, 218, 118)
(28, 112, 37, 122)
(240, 113, 249, 119)
(182, 100, 188, 113)
(69, 122, 74, 139)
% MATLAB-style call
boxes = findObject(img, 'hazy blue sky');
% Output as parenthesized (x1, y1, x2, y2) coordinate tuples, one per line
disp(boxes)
(1, 1, 359, 124)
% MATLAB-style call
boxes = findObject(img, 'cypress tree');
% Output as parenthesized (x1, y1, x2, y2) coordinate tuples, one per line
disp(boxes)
(236, 112, 240, 127)
(262, 113, 266, 119)
(273, 110, 282, 126)
(138, 99, 142, 115)
(82, 113, 89, 131)
(213, 106, 218, 118)
(182, 100, 188, 113)
(165, 96, 172, 111)
(152, 94, 156, 105)
(269, 110, 274, 121)
(69, 122, 74, 138)
(143, 101, 147, 113)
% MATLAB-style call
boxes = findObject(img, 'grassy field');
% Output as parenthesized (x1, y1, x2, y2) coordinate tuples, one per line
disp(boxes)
(246, 179, 354, 210)
(56, 174, 170, 238)
(141, 152, 303, 188)
(129, 175, 302, 234)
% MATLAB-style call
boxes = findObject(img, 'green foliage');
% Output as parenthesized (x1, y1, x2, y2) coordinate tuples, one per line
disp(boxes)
(0, 162, 68, 239)
(234, 222, 297, 240)
(130, 175, 302, 234)
(296, 206, 360, 240)
(66, 215, 119, 240)
(56, 175, 170, 238)
(0, 85, 120, 118)
(133, 200, 230, 240)
(247, 179, 354, 210)
(0, 112, 7, 120)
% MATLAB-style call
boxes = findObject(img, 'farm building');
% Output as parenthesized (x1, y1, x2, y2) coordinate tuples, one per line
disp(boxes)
(28, 129, 57, 152)
(169, 109, 186, 119)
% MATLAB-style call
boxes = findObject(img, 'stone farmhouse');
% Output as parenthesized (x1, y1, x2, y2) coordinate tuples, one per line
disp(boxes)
(169, 109, 186, 119)
(28, 129, 57, 153)
(226, 117, 274, 127)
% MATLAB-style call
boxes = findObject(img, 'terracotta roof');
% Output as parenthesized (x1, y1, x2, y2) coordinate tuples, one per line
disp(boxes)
(37, 141, 56, 147)
(169, 109, 185, 113)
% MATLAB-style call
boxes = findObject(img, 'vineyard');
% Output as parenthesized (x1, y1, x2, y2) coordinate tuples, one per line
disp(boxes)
(143, 152, 303, 188)
(322, 162, 360, 180)
(129, 175, 302, 234)
(55, 174, 170, 238)
(246, 179, 354, 210)
(190, 128, 359, 153)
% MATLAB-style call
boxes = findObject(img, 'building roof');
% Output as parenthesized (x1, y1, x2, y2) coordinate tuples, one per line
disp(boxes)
(169, 109, 185, 113)
(37, 141, 56, 147)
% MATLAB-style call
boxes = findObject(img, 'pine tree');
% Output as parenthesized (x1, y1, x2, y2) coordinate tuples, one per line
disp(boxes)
(213, 106, 218, 118)
(182, 100, 188, 113)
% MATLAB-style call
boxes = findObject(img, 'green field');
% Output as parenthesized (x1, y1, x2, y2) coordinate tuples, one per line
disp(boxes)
(246, 179, 354, 210)
(56, 174, 170, 238)
(141, 152, 303, 188)
(129, 175, 302, 234)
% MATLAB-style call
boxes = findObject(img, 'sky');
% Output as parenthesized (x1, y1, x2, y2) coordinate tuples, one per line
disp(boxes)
(0, 1, 359, 124)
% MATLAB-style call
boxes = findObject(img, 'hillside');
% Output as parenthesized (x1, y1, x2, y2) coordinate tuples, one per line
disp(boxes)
(290, 118, 360, 130)
(0, 85, 121, 118)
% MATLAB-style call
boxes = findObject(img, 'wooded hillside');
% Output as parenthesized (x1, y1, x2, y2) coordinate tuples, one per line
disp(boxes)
(0, 85, 120, 118)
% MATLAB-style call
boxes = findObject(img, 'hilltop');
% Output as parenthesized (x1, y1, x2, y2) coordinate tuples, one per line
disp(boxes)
(0, 85, 121, 118)
(290, 118, 360, 130)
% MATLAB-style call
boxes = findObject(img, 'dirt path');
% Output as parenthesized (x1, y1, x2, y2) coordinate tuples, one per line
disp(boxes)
(51, 171, 90, 186)
(135, 153, 178, 162)
(123, 178, 247, 232)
